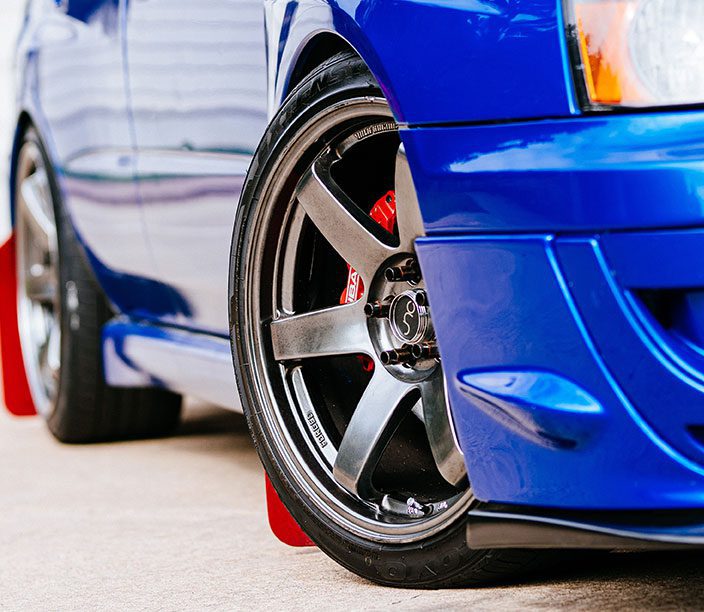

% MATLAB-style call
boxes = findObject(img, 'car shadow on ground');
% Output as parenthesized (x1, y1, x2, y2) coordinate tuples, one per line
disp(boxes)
(175, 401, 250, 438)
(490, 548, 704, 606)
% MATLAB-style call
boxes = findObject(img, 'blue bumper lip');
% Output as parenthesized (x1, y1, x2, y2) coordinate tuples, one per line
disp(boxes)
(403, 109, 704, 236)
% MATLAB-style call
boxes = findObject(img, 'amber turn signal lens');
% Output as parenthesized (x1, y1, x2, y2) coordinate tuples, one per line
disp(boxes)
(573, 1, 637, 105)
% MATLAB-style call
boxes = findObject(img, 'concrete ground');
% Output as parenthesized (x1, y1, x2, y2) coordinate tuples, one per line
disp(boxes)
(2, 403, 704, 611)
(3, 2, 704, 610)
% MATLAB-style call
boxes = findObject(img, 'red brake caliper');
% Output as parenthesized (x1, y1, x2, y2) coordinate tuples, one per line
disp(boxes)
(266, 190, 397, 547)
(340, 190, 397, 372)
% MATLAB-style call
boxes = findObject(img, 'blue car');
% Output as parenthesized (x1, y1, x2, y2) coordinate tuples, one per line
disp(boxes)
(3, 0, 704, 587)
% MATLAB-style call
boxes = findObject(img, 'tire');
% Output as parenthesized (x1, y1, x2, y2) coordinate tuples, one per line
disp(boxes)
(15, 127, 182, 443)
(230, 52, 546, 587)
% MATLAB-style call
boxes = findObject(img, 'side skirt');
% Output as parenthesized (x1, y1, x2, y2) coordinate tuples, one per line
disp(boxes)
(103, 318, 241, 411)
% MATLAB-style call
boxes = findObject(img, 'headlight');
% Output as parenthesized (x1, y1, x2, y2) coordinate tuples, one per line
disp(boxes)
(566, 0, 704, 108)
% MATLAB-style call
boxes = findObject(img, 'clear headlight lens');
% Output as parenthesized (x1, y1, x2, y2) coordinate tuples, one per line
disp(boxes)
(568, 0, 704, 107)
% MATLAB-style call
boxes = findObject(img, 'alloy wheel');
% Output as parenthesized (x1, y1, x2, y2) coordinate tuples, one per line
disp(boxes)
(15, 140, 61, 417)
(242, 98, 472, 543)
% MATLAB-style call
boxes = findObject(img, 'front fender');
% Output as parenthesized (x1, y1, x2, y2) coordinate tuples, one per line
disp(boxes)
(269, 0, 576, 124)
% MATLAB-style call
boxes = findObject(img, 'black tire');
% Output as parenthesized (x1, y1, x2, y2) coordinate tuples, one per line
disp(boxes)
(230, 52, 546, 587)
(16, 127, 182, 443)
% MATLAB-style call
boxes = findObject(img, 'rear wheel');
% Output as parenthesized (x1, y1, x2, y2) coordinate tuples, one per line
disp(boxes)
(15, 127, 181, 442)
(231, 53, 544, 587)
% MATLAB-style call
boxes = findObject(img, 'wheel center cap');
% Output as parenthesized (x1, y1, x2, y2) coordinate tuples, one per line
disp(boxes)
(389, 290, 432, 344)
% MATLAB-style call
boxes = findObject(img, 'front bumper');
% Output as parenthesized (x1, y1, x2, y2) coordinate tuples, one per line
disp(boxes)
(404, 109, 704, 515)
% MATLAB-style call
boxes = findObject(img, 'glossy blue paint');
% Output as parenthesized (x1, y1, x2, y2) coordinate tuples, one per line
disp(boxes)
(555, 237, 704, 469)
(600, 229, 704, 289)
(402, 111, 704, 234)
(270, 0, 574, 124)
(103, 319, 239, 410)
(457, 369, 603, 450)
(417, 234, 704, 508)
(14, 0, 163, 318)
(124, 0, 268, 334)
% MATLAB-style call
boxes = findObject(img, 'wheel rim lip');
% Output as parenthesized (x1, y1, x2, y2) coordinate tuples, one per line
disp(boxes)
(242, 97, 473, 544)
(15, 141, 61, 418)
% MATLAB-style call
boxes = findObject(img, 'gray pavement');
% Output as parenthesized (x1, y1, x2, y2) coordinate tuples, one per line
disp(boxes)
(2, 403, 704, 611)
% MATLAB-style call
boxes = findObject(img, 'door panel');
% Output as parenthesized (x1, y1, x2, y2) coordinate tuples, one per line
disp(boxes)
(125, 0, 268, 335)
(31, 0, 163, 317)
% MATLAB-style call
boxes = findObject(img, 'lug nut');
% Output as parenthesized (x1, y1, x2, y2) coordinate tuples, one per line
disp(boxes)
(364, 301, 390, 318)
(411, 342, 439, 360)
(380, 345, 415, 366)
(384, 259, 421, 284)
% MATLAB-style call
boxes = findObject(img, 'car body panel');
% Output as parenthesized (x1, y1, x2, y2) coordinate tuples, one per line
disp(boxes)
(417, 233, 704, 509)
(14, 0, 163, 317)
(402, 112, 704, 235)
(103, 318, 239, 409)
(269, 0, 576, 125)
(125, 0, 267, 334)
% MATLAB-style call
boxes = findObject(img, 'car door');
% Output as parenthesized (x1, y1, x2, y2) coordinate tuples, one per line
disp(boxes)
(32, 0, 167, 318)
(124, 0, 268, 335)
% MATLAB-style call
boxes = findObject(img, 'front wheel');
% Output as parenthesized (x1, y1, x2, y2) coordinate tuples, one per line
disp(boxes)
(230, 53, 545, 587)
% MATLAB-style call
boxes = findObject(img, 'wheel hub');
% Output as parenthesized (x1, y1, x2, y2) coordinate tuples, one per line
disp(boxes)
(363, 259, 439, 377)
(341, 191, 439, 376)
(388, 289, 432, 345)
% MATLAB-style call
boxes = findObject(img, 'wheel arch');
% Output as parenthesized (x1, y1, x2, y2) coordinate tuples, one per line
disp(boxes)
(8, 111, 35, 227)
(268, 5, 400, 122)
(268, 0, 573, 125)
(284, 32, 358, 96)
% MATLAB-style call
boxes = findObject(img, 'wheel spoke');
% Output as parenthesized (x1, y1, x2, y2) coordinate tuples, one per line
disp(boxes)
(37, 317, 60, 394)
(394, 144, 426, 252)
(296, 155, 395, 282)
(46, 319, 61, 376)
(333, 368, 416, 499)
(37, 318, 60, 384)
(420, 374, 467, 487)
(20, 170, 56, 253)
(25, 264, 57, 304)
(270, 302, 372, 361)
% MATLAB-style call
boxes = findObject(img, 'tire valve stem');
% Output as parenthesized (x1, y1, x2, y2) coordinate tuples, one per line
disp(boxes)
(384, 258, 421, 283)
(407, 497, 432, 517)
(410, 341, 439, 361)
(380, 345, 415, 366)
(364, 301, 390, 318)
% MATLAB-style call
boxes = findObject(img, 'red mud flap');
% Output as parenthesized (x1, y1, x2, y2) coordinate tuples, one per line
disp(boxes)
(0, 233, 35, 416)
(266, 475, 315, 547)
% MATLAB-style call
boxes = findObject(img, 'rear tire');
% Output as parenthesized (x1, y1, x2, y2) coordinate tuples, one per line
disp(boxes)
(15, 127, 181, 443)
